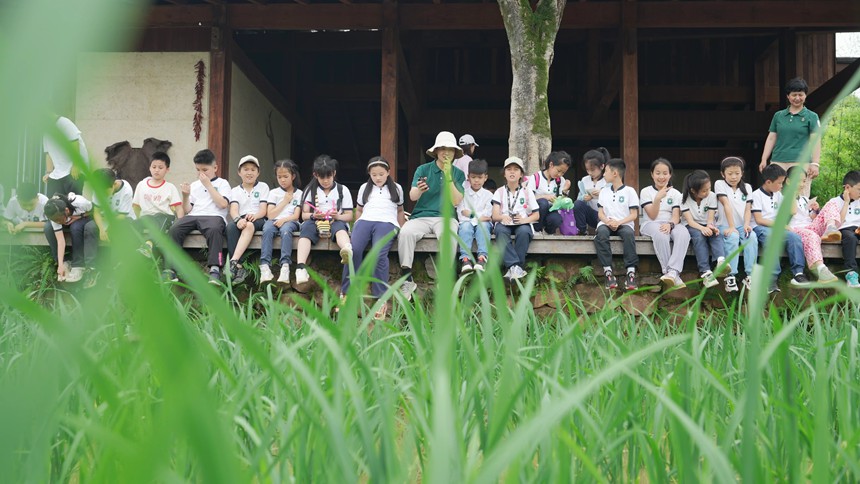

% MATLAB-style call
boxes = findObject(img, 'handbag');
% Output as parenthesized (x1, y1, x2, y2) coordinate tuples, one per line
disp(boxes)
(557, 208, 579, 235)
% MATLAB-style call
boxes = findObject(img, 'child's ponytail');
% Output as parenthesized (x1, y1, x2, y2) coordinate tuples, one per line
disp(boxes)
(682, 170, 711, 204)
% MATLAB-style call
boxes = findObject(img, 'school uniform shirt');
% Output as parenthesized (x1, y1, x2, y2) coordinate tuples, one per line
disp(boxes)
(43, 116, 88, 180)
(50, 194, 92, 231)
(188, 177, 232, 220)
(578, 175, 607, 211)
(681, 192, 718, 226)
(526, 171, 567, 198)
(305, 184, 354, 216)
(452, 154, 473, 177)
(828, 197, 860, 230)
(596, 184, 639, 229)
(229, 182, 270, 217)
(750, 188, 784, 223)
(714, 180, 755, 228)
(788, 196, 814, 228)
(267, 188, 303, 221)
(639, 186, 681, 226)
(356, 182, 404, 227)
(456, 186, 494, 224)
(94, 180, 136, 220)
(492, 184, 539, 221)
(133, 178, 182, 217)
(4, 193, 48, 224)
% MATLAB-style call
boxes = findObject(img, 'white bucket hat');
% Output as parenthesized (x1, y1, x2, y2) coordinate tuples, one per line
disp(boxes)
(426, 131, 464, 159)
(503, 156, 525, 171)
(458, 134, 479, 147)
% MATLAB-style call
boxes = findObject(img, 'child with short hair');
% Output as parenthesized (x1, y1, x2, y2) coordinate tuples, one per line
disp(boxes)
(785, 166, 840, 283)
(342, 156, 405, 318)
(90, 168, 136, 243)
(295, 155, 354, 285)
(166, 149, 232, 284)
(526, 150, 572, 234)
(714, 156, 758, 290)
(681, 170, 728, 289)
(132, 151, 184, 258)
(833, 171, 860, 287)
(43, 192, 95, 283)
(226, 155, 270, 285)
(573, 147, 609, 235)
(4, 182, 48, 233)
(492, 157, 539, 280)
(639, 158, 689, 289)
(260, 159, 303, 284)
(594, 158, 639, 290)
(751, 163, 808, 293)
(457, 158, 493, 273)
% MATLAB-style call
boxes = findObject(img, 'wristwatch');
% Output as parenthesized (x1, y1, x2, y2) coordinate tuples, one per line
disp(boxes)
(233, 216, 242, 223)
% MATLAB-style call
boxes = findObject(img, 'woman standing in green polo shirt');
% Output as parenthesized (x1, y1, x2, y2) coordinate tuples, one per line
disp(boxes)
(759, 77, 822, 196)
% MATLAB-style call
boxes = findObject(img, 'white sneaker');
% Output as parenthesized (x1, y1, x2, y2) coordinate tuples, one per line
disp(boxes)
(701, 270, 718, 288)
(503, 267, 514, 280)
(742, 275, 752, 290)
(509, 265, 527, 280)
(260, 265, 274, 283)
(816, 265, 838, 283)
(295, 267, 310, 284)
(660, 272, 676, 290)
(340, 244, 353, 264)
(715, 257, 728, 276)
(400, 280, 418, 300)
(278, 265, 291, 284)
(674, 275, 686, 288)
(65, 266, 85, 283)
(724, 275, 739, 292)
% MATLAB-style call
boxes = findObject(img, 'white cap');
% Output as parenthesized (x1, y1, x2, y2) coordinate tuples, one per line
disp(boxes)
(503, 156, 525, 171)
(238, 155, 260, 168)
(458, 134, 478, 147)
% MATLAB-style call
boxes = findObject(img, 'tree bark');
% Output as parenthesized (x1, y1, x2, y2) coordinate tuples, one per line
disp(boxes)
(498, 0, 566, 174)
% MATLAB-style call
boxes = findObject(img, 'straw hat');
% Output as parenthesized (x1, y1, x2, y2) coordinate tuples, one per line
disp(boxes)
(426, 131, 464, 159)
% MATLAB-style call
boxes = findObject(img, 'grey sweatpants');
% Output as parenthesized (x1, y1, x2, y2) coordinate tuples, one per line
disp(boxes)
(397, 216, 457, 269)
(640, 222, 691, 275)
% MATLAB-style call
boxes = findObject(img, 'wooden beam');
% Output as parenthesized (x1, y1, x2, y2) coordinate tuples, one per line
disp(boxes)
(807, 57, 860, 113)
(589, 39, 622, 124)
(380, 4, 399, 176)
(208, 24, 232, 178)
(147, 5, 216, 27)
(778, 29, 797, 107)
(153, 2, 860, 31)
(396, 37, 420, 124)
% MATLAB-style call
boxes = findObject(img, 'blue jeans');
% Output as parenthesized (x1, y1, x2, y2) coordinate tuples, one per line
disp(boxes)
(341, 220, 398, 298)
(753, 225, 806, 278)
(717, 225, 757, 276)
(687, 226, 726, 273)
(458, 220, 492, 261)
(494, 223, 533, 269)
(260, 219, 300, 266)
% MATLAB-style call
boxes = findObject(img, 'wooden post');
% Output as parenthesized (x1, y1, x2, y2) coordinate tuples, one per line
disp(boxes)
(779, 29, 797, 107)
(208, 20, 232, 178)
(380, 3, 399, 176)
(620, 2, 639, 192)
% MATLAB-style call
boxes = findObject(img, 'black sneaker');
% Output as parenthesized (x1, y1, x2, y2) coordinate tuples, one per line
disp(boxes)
(232, 264, 249, 285)
(460, 257, 474, 274)
(604, 272, 618, 289)
(209, 268, 222, 285)
(790, 273, 810, 286)
(624, 272, 638, 290)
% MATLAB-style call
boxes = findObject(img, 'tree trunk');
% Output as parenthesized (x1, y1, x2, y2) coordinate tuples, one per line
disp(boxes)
(498, 0, 566, 174)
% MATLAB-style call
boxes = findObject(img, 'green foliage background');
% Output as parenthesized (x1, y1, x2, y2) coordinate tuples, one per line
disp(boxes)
(812, 95, 860, 201)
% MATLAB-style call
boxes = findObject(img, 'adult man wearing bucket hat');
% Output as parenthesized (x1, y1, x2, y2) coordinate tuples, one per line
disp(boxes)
(398, 131, 467, 300)
(453, 134, 478, 176)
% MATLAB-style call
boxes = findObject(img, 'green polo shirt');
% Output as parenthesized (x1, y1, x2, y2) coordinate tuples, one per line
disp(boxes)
(410, 161, 466, 219)
(768, 106, 821, 162)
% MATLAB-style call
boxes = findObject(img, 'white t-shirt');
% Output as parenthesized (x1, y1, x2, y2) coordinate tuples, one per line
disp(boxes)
(4, 193, 48, 224)
(44, 116, 88, 180)
(681, 192, 718, 226)
(357, 182, 404, 227)
(751, 188, 784, 222)
(50, 194, 93, 231)
(188, 177, 232, 220)
(492, 184, 539, 219)
(639, 185, 681, 225)
(829, 197, 860, 230)
(303, 183, 354, 215)
(789, 196, 814, 228)
(133, 178, 182, 217)
(714, 180, 755, 228)
(95, 180, 136, 220)
(267, 188, 303, 221)
(453, 155, 473, 176)
(456, 186, 494, 224)
(229, 182, 270, 217)
(526, 170, 568, 198)
(578, 175, 607, 211)
(596, 184, 639, 229)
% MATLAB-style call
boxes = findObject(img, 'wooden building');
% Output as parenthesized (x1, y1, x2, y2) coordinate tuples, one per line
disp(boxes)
(135, 0, 859, 190)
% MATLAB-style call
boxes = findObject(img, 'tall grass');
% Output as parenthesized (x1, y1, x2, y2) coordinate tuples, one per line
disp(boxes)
(2, 0, 860, 482)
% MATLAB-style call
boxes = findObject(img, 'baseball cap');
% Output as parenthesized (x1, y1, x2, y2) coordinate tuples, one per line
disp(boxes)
(238, 155, 260, 168)
(458, 134, 478, 147)
(503, 157, 524, 171)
